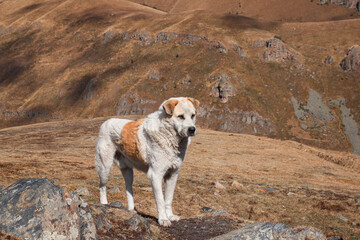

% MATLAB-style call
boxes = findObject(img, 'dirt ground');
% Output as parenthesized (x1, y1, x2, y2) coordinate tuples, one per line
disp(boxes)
(0, 117, 360, 239)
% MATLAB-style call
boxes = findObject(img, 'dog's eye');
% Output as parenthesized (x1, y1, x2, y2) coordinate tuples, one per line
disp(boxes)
(191, 114, 195, 119)
(178, 115, 185, 120)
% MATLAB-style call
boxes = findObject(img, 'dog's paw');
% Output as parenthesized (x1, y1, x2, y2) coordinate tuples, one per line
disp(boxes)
(129, 209, 137, 214)
(167, 214, 180, 222)
(158, 219, 172, 227)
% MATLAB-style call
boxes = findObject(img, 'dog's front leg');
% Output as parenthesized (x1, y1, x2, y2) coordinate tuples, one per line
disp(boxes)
(164, 171, 180, 222)
(148, 169, 171, 227)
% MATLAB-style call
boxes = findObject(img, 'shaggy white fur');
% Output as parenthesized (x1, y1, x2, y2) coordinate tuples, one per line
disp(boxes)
(95, 97, 199, 226)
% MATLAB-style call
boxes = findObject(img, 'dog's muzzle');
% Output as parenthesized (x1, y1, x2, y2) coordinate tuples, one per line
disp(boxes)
(187, 127, 196, 136)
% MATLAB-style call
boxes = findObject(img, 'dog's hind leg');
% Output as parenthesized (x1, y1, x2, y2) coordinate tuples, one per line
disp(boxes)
(120, 167, 135, 211)
(95, 146, 114, 205)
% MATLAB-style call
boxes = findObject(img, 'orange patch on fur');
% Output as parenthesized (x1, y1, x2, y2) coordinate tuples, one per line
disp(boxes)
(116, 119, 146, 164)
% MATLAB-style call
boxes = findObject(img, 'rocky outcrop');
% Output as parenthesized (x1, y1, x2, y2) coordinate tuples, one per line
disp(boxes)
(0, 178, 96, 240)
(214, 222, 326, 240)
(114, 91, 157, 115)
(2, 109, 48, 119)
(82, 77, 97, 100)
(209, 73, 236, 103)
(131, 30, 154, 46)
(291, 88, 334, 122)
(263, 38, 304, 69)
(324, 54, 334, 64)
(319, 0, 360, 11)
(340, 45, 360, 72)
(198, 106, 275, 136)
(329, 98, 360, 155)
(155, 32, 179, 43)
(91, 203, 152, 239)
(233, 44, 248, 58)
(102, 30, 118, 44)
(0, 22, 42, 36)
(155, 32, 228, 53)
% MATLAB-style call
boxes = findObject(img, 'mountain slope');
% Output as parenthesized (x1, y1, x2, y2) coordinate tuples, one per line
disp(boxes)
(0, 0, 360, 154)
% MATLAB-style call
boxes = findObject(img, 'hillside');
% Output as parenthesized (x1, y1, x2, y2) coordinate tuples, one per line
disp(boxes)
(0, 0, 360, 155)
(0, 118, 359, 238)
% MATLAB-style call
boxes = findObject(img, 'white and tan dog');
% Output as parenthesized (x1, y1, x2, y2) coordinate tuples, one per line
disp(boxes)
(95, 97, 200, 226)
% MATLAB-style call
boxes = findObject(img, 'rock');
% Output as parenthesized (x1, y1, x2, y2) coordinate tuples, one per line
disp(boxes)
(300, 123, 308, 130)
(76, 186, 90, 196)
(327, 236, 346, 240)
(102, 30, 118, 44)
(85, 136, 96, 141)
(120, 32, 130, 40)
(210, 209, 228, 216)
(181, 74, 192, 85)
(176, 34, 208, 46)
(214, 222, 326, 240)
(253, 40, 266, 47)
(156, 32, 227, 53)
(320, 0, 360, 11)
(209, 73, 236, 103)
(198, 106, 275, 136)
(263, 38, 304, 69)
(233, 44, 248, 58)
(82, 77, 97, 100)
(113, 91, 157, 115)
(255, 187, 275, 192)
(108, 201, 123, 208)
(148, 69, 160, 81)
(91, 203, 152, 238)
(201, 207, 213, 212)
(0, 178, 96, 239)
(231, 181, 243, 188)
(339, 215, 349, 222)
(291, 88, 334, 122)
(210, 40, 228, 54)
(108, 186, 120, 193)
(131, 30, 153, 46)
(340, 45, 360, 72)
(215, 181, 226, 189)
(156, 32, 179, 43)
(328, 98, 360, 155)
(127, 214, 150, 232)
(324, 54, 334, 64)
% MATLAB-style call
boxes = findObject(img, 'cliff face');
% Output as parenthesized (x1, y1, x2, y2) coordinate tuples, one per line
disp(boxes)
(320, 0, 360, 11)
(1, 0, 360, 154)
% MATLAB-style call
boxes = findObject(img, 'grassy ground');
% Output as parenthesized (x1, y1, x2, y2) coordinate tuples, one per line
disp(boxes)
(0, 117, 359, 239)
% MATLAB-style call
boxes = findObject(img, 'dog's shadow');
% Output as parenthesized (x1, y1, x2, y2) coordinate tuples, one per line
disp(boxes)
(136, 210, 158, 222)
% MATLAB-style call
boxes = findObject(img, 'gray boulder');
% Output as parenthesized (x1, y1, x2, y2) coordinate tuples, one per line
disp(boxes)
(214, 222, 326, 240)
(0, 178, 96, 240)
(340, 45, 360, 72)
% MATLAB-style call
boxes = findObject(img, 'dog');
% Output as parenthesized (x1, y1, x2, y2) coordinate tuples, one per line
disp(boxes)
(95, 97, 200, 226)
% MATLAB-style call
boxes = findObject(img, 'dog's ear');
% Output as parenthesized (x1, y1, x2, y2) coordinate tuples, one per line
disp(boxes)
(163, 99, 179, 115)
(188, 97, 200, 109)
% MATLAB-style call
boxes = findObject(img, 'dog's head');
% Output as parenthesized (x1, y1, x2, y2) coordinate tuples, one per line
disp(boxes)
(161, 97, 200, 137)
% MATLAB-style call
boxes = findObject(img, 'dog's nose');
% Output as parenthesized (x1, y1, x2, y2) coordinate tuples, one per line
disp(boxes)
(188, 127, 196, 136)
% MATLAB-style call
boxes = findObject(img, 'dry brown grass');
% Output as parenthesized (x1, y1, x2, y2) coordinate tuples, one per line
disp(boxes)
(0, 118, 359, 238)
